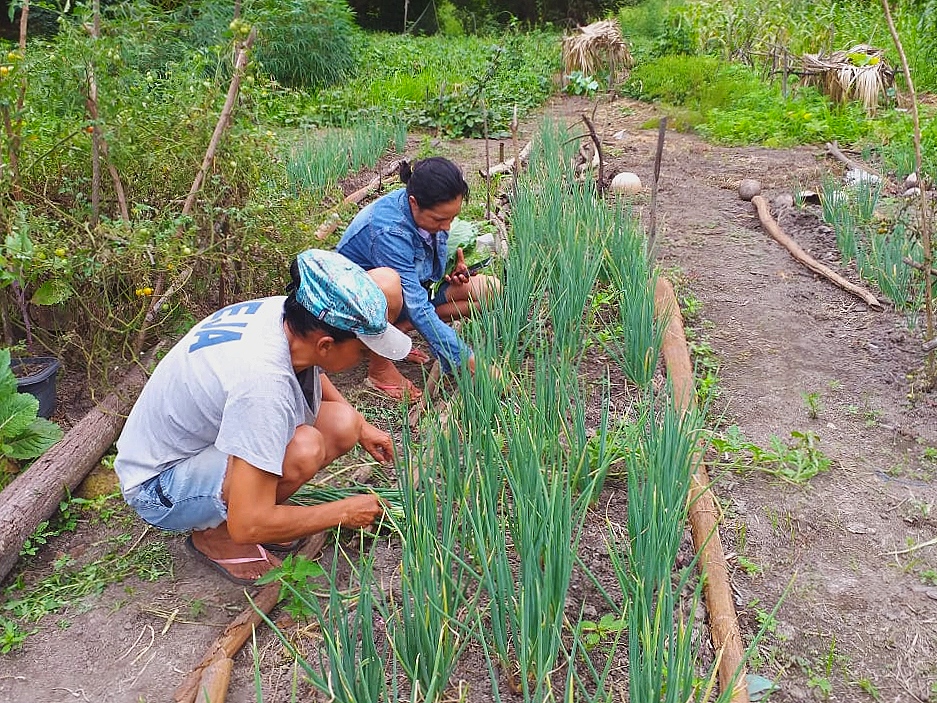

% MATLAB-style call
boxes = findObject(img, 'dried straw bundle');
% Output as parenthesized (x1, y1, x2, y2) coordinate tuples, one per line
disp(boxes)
(561, 19, 634, 86)
(801, 44, 894, 113)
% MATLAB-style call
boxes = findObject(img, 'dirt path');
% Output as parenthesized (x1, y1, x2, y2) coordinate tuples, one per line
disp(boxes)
(611, 100, 937, 702)
(1, 95, 936, 703)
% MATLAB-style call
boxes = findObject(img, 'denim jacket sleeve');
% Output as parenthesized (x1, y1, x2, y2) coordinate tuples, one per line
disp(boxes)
(370, 229, 471, 374)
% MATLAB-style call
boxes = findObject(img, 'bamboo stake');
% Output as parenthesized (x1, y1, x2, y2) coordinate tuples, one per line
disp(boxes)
(132, 29, 257, 358)
(655, 277, 749, 703)
(751, 194, 883, 310)
(0, 0, 29, 196)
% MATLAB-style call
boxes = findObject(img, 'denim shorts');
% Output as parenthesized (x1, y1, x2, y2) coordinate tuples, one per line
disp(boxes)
(124, 446, 229, 532)
(397, 282, 450, 325)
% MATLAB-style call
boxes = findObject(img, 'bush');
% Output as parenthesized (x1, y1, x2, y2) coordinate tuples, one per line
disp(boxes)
(186, 0, 360, 88)
(624, 55, 873, 147)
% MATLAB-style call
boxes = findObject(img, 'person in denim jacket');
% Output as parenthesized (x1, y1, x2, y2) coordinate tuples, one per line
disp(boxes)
(337, 157, 498, 401)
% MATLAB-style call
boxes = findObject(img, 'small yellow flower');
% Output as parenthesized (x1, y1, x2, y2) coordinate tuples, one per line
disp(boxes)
(802, 112, 812, 120)
(143, 287, 153, 296)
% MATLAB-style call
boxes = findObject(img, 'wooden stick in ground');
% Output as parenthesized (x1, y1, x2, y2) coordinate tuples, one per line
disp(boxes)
(408, 360, 442, 433)
(751, 194, 883, 310)
(647, 116, 668, 258)
(481, 140, 532, 178)
(173, 535, 326, 703)
(881, 0, 935, 373)
(0, 363, 148, 583)
(654, 277, 750, 703)
(581, 114, 605, 193)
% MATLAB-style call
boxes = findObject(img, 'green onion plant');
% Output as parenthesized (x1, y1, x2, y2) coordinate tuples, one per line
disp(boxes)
(603, 206, 665, 388)
(384, 425, 477, 702)
(613, 393, 707, 703)
(253, 538, 392, 703)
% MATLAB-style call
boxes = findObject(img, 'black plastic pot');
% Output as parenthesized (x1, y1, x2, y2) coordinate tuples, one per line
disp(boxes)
(12, 356, 61, 419)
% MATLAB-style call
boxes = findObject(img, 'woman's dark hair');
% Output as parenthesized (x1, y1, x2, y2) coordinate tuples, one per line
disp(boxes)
(400, 157, 470, 209)
(283, 258, 357, 341)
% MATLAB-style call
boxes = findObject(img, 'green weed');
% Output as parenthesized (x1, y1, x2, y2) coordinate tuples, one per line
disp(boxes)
(802, 391, 822, 419)
(577, 613, 627, 651)
(3, 537, 173, 625)
(737, 555, 763, 577)
(712, 425, 833, 484)
(0, 615, 34, 653)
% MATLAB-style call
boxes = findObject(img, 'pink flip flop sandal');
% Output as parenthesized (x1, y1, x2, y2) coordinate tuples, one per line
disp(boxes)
(185, 535, 277, 586)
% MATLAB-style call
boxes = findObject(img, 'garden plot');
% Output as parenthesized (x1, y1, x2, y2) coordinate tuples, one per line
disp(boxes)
(244, 122, 723, 703)
(2, 94, 936, 703)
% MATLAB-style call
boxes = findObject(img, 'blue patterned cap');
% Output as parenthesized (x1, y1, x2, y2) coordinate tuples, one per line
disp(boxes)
(295, 249, 412, 360)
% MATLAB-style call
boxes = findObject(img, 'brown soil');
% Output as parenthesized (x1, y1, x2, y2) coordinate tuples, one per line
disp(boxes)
(1, 94, 936, 703)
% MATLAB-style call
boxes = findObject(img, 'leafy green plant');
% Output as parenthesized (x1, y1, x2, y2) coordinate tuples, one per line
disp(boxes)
(565, 71, 599, 96)
(577, 612, 627, 651)
(802, 390, 822, 419)
(0, 348, 62, 470)
(0, 615, 33, 654)
(256, 554, 327, 620)
(712, 425, 833, 484)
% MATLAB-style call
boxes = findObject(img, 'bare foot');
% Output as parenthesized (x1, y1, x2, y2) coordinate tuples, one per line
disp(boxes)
(367, 357, 422, 401)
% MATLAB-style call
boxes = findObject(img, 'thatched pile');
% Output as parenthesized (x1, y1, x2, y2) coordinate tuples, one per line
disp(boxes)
(801, 44, 895, 113)
(561, 19, 634, 87)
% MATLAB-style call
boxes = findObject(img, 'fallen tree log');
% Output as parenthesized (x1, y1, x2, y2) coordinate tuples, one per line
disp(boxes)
(0, 364, 148, 584)
(655, 277, 750, 703)
(751, 194, 883, 310)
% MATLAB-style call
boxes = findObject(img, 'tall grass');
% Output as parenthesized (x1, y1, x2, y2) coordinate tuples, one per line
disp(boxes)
(286, 120, 406, 195)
